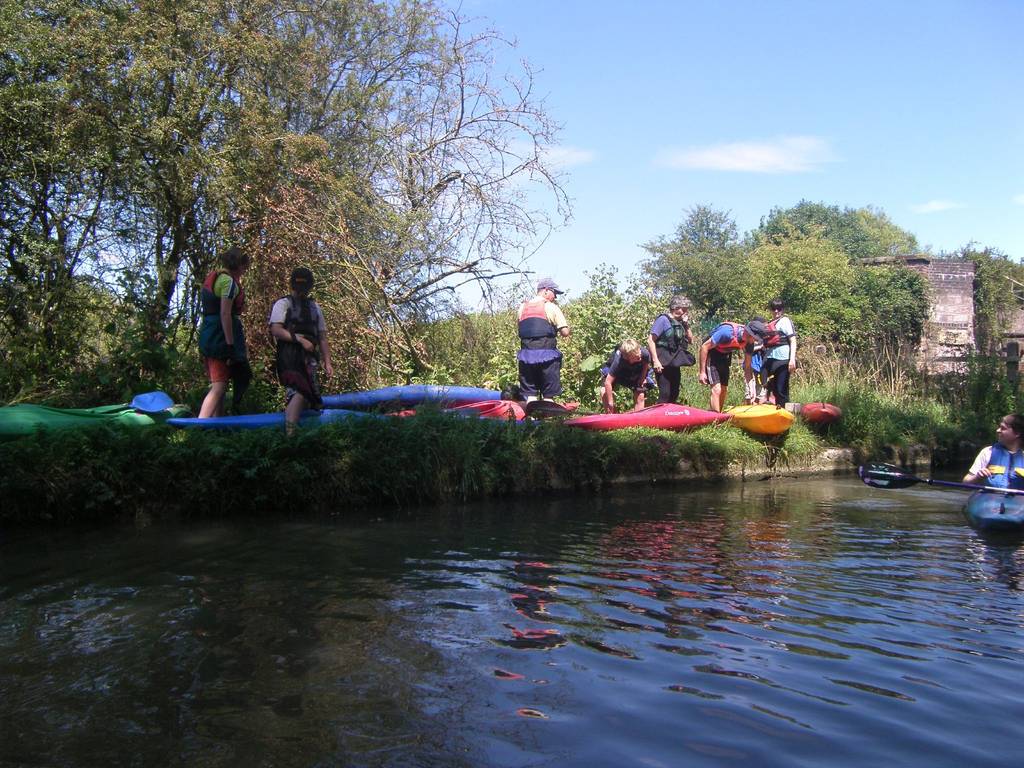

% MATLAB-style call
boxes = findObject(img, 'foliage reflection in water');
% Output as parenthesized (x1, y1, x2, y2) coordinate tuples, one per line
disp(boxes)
(2, 476, 1023, 767)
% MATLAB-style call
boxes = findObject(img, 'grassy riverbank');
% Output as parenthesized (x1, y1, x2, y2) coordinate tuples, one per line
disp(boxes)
(0, 383, 964, 525)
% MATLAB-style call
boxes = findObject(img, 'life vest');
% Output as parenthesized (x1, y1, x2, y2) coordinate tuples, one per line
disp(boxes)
(601, 348, 650, 388)
(654, 313, 695, 367)
(986, 443, 1024, 490)
(198, 270, 246, 360)
(200, 270, 245, 317)
(274, 296, 324, 408)
(518, 297, 557, 351)
(710, 322, 747, 353)
(763, 317, 792, 349)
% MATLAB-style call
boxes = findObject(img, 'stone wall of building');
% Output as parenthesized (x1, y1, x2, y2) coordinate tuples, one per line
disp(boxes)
(906, 258, 975, 372)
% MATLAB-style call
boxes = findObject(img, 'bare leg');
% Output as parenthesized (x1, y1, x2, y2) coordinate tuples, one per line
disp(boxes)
(199, 381, 228, 418)
(633, 391, 646, 411)
(285, 393, 307, 434)
(710, 384, 727, 412)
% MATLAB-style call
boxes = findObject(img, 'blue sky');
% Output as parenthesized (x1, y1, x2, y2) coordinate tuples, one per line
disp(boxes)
(463, 0, 1023, 295)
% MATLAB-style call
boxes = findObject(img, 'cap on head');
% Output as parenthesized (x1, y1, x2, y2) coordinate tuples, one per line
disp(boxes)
(537, 277, 564, 295)
(745, 320, 768, 340)
(290, 267, 314, 293)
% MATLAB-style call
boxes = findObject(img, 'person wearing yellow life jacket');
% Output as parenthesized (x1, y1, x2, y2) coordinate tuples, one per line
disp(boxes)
(761, 298, 798, 408)
(517, 277, 570, 401)
(964, 413, 1024, 490)
(697, 320, 766, 412)
(198, 246, 252, 418)
(268, 267, 334, 432)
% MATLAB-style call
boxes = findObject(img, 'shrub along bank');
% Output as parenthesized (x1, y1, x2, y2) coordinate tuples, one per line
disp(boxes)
(0, 388, 962, 526)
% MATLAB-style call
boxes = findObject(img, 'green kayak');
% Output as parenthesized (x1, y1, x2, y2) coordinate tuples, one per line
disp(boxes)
(0, 394, 190, 441)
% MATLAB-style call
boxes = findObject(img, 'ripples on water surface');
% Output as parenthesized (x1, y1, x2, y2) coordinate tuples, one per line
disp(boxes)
(2, 476, 1024, 767)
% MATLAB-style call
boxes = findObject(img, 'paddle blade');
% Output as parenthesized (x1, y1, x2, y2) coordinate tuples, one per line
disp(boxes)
(130, 390, 174, 413)
(524, 400, 575, 419)
(858, 463, 920, 490)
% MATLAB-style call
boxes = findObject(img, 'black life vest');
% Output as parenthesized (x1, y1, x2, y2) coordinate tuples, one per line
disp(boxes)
(602, 348, 650, 387)
(274, 296, 323, 407)
(654, 313, 694, 367)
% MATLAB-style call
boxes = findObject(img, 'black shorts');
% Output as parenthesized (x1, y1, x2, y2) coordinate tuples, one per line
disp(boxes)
(707, 349, 732, 386)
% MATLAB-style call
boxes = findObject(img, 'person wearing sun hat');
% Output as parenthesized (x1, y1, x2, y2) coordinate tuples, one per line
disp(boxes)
(697, 319, 765, 412)
(268, 267, 334, 431)
(516, 277, 571, 401)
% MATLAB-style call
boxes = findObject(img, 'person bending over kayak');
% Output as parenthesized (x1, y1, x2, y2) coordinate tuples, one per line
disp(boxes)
(964, 413, 1024, 489)
(517, 277, 570, 402)
(601, 339, 653, 413)
(268, 267, 334, 432)
(198, 246, 252, 418)
(698, 321, 766, 412)
(647, 295, 695, 405)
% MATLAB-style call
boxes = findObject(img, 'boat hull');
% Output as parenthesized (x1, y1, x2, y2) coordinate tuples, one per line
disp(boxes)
(321, 385, 500, 411)
(726, 405, 795, 435)
(964, 491, 1024, 533)
(565, 404, 731, 432)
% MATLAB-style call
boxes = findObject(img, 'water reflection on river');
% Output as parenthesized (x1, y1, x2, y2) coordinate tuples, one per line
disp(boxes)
(2, 475, 1023, 767)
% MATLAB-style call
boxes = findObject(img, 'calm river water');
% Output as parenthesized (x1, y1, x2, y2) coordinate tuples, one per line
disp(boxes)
(2, 475, 1023, 767)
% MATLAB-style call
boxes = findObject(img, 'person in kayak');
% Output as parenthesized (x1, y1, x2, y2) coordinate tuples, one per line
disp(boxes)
(646, 295, 695, 405)
(198, 246, 252, 418)
(268, 267, 334, 432)
(964, 413, 1024, 488)
(761, 298, 797, 408)
(600, 339, 653, 413)
(517, 277, 570, 401)
(697, 320, 766, 412)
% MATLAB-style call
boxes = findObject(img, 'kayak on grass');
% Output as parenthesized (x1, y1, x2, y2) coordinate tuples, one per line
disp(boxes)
(564, 403, 732, 432)
(964, 491, 1024, 533)
(394, 400, 528, 421)
(321, 385, 500, 411)
(167, 408, 376, 431)
(0, 393, 188, 441)
(801, 402, 842, 425)
(726, 404, 795, 436)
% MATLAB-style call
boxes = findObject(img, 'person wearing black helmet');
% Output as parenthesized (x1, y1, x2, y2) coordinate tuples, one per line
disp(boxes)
(697, 320, 765, 412)
(268, 267, 334, 431)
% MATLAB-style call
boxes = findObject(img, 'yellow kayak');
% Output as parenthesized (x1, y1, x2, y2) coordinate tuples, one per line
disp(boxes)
(726, 404, 795, 436)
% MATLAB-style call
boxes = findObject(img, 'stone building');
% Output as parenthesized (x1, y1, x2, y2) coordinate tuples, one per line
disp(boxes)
(904, 257, 975, 373)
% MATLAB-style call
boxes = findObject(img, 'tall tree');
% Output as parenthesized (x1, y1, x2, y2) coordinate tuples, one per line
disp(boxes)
(641, 205, 746, 318)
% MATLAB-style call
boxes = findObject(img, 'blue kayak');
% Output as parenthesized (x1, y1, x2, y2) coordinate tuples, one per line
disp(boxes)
(167, 409, 375, 431)
(321, 385, 499, 410)
(964, 491, 1024, 533)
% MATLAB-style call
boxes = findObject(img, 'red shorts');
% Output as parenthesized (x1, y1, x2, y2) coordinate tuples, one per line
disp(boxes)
(204, 357, 230, 383)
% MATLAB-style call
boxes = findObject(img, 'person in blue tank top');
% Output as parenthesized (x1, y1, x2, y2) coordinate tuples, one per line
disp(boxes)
(964, 413, 1024, 489)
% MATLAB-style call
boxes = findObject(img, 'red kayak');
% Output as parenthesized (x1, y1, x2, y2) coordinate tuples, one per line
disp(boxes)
(395, 400, 527, 421)
(448, 400, 527, 420)
(565, 403, 732, 432)
(801, 402, 842, 425)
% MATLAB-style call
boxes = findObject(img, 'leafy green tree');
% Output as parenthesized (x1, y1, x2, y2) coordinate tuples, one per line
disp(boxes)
(953, 245, 1024, 354)
(754, 201, 918, 261)
(641, 205, 747, 317)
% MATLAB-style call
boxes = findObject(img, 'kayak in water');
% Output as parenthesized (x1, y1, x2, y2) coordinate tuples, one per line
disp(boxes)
(964, 491, 1024, 533)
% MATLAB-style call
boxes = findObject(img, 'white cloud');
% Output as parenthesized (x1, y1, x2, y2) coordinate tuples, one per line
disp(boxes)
(541, 144, 595, 169)
(910, 200, 965, 214)
(1012, 194, 1024, 206)
(656, 135, 836, 173)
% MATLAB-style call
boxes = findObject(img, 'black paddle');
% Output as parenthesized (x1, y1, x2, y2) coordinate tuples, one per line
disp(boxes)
(523, 400, 577, 419)
(858, 462, 1024, 496)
